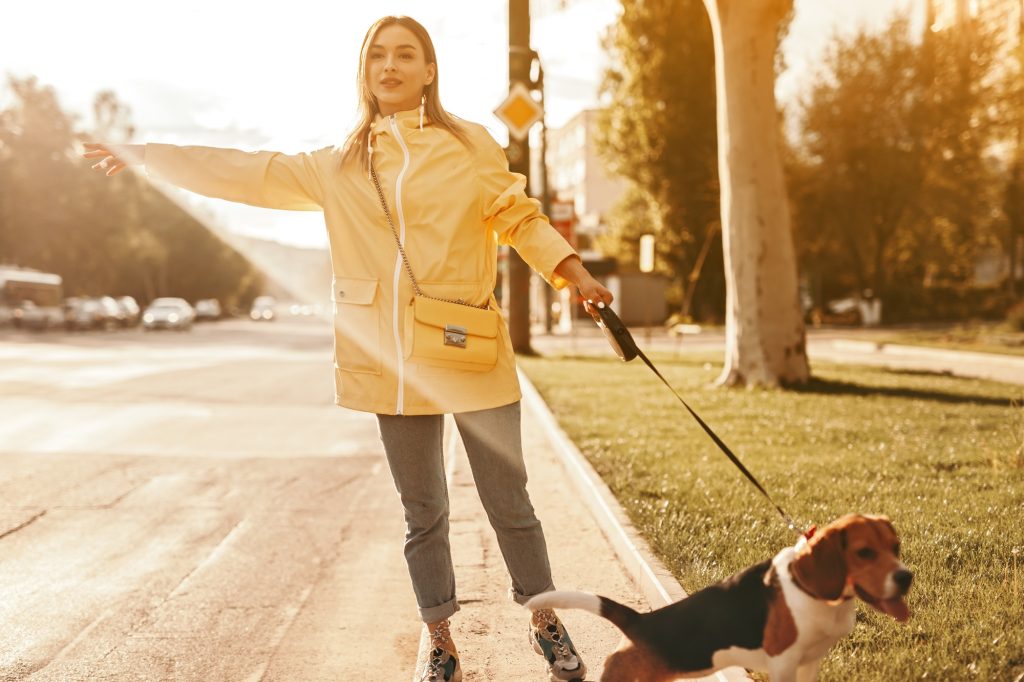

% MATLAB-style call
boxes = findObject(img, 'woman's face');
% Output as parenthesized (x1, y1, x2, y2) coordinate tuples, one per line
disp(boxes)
(366, 24, 436, 117)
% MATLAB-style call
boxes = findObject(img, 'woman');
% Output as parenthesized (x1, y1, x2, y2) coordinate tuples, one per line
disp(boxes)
(83, 15, 611, 682)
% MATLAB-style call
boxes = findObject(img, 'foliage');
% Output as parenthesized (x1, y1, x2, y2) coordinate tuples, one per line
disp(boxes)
(1001, 16, 1024, 296)
(0, 75, 263, 308)
(521, 353, 1024, 680)
(885, 285, 1011, 323)
(596, 0, 723, 320)
(790, 8, 1011, 317)
(1009, 300, 1024, 332)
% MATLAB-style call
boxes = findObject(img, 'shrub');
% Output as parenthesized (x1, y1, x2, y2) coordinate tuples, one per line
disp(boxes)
(1007, 300, 1024, 331)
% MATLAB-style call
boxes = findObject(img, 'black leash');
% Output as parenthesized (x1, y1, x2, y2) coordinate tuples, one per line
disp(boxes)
(585, 301, 801, 535)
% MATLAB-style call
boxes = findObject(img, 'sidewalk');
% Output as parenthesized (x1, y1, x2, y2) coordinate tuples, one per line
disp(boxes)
(812, 339, 1024, 385)
(426, 372, 748, 681)
(530, 327, 1024, 386)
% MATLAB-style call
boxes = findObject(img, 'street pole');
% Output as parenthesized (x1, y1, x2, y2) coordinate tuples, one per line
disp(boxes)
(507, 0, 535, 354)
(538, 61, 554, 334)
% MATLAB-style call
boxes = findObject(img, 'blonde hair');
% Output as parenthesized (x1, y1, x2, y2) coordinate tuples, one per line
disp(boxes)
(338, 15, 471, 172)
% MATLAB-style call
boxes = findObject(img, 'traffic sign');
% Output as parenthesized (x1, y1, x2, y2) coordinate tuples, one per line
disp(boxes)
(494, 82, 544, 140)
(550, 199, 575, 248)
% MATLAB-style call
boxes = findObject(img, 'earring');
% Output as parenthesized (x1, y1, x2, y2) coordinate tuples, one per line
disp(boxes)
(419, 94, 425, 131)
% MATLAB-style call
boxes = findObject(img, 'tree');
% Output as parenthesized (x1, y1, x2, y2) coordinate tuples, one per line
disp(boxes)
(792, 18, 926, 304)
(701, 0, 808, 386)
(596, 0, 722, 320)
(792, 8, 1007, 318)
(0, 76, 84, 273)
(1000, 0, 1024, 296)
(915, 3, 1005, 292)
(0, 75, 264, 306)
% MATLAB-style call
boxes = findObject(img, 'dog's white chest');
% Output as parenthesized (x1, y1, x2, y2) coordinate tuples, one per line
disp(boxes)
(776, 550, 857, 663)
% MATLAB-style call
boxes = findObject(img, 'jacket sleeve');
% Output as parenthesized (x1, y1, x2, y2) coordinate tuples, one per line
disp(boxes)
(144, 143, 328, 211)
(475, 131, 577, 290)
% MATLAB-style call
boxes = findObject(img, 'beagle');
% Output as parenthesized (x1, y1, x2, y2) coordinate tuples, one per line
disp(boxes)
(527, 514, 912, 681)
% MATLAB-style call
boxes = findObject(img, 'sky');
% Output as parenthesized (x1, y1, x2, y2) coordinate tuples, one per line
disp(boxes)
(2, 0, 922, 249)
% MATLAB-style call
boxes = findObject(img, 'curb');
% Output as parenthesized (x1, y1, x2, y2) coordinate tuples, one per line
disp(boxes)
(518, 369, 750, 682)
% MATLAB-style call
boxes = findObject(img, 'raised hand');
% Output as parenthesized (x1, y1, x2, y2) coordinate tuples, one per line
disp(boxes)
(81, 143, 144, 177)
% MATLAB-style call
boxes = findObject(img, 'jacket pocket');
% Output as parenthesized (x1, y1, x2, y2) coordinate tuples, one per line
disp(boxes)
(332, 276, 381, 375)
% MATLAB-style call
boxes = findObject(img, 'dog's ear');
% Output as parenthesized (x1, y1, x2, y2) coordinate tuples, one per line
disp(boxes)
(867, 514, 897, 538)
(791, 524, 848, 601)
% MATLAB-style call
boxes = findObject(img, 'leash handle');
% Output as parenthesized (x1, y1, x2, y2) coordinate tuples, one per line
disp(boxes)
(585, 301, 801, 535)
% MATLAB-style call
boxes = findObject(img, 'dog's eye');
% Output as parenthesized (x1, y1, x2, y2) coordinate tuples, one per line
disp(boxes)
(856, 547, 878, 561)
(893, 543, 901, 557)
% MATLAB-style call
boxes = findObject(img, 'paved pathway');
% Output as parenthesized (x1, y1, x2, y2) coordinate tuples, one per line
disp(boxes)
(530, 326, 1024, 385)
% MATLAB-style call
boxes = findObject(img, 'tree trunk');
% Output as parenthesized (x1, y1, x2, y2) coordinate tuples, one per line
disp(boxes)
(703, 0, 809, 387)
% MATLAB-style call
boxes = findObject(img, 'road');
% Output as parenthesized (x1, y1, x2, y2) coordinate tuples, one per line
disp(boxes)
(0, 318, 427, 681)
(0, 318, 655, 682)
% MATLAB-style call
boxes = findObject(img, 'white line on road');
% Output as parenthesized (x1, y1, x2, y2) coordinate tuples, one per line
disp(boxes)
(243, 585, 316, 682)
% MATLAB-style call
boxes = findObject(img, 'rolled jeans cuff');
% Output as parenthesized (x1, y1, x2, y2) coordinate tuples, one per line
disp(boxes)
(419, 596, 460, 624)
(509, 582, 557, 608)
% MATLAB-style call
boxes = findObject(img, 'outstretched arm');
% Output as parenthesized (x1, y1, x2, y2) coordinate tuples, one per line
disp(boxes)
(81, 142, 328, 211)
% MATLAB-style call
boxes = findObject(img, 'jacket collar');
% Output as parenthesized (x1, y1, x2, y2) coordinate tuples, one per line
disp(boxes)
(371, 107, 428, 138)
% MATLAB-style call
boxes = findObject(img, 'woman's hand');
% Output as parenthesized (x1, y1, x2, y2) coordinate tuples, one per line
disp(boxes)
(81, 143, 144, 177)
(575, 271, 613, 307)
(554, 255, 614, 306)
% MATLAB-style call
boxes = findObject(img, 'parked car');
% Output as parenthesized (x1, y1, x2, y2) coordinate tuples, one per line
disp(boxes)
(142, 297, 195, 331)
(96, 296, 124, 329)
(65, 298, 104, 330)
(12, 300, 52, 330)
(250, 295, 276, 321)
(194, 298, 222, 321)
(117, 296, 141, 327)
(62, 297, 83, 330)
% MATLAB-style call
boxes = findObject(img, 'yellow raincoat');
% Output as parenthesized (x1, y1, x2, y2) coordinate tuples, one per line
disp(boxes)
(144, 108, 577, 415)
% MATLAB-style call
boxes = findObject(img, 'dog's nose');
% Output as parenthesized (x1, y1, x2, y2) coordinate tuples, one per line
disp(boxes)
(893, 569, 913, 593)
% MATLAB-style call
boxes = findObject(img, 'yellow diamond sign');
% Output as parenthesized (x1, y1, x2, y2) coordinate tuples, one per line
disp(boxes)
(494, 82, 543, 140)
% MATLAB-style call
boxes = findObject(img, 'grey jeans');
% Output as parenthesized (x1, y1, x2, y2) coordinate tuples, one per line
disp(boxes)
(376, 400, 555, 623)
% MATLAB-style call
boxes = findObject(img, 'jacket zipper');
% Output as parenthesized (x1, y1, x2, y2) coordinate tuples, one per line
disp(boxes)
(389, 113, 411, 415)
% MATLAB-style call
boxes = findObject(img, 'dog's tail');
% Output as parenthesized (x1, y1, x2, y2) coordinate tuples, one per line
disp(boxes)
(525, 591, 641, 634)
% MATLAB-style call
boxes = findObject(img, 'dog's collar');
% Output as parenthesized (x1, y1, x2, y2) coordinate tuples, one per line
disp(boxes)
(786, 557, 854, 603)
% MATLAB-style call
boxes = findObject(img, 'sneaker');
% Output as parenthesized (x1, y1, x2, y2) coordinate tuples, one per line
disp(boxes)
(416, 620, 462, 682)
(530, 608, 587, 682)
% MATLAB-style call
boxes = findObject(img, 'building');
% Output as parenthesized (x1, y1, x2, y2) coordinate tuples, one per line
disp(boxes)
(531, 109, 670, 332)
(543, 108, 627, 252)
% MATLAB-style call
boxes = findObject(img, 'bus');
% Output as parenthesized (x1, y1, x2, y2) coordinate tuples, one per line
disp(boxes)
(0, 266, 64, 330)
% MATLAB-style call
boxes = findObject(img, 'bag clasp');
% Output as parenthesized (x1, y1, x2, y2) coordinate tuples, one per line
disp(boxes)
(444, 324, 468, 348)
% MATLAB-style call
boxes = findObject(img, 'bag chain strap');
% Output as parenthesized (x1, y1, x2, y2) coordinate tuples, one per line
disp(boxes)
(369, 160, 489, 310)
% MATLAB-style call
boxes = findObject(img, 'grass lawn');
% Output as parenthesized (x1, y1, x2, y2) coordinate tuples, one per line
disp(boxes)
(518, 352, 1024, 681)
